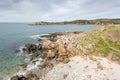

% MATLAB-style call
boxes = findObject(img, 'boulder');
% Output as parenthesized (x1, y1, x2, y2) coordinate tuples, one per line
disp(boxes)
(42, 40, 51, 49)
(10, 75, 19, 80)
(37, 44, 42, 50)
(38, 62, 53, 69)
(25, 43, 37, 53)
(63, 57, 69, 63)
(49, 43, 56, 49)
(38, 38, 43, 42)
(26, 73, 39, 80)
(57, 43, 66, 56)
(10, 75, 27, 80)
(19, 63, 27, 70)
(47, 50, 55, 58)
(15, 50, 20, 53)
(31, 52, 39, 58)
(22, 48, 27, 52)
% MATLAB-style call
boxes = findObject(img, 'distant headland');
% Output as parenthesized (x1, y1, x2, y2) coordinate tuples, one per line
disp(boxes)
(29, 18, 120, 25)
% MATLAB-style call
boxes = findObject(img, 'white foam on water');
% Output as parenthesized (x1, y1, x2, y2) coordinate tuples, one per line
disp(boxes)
(30, 34, 49, 39)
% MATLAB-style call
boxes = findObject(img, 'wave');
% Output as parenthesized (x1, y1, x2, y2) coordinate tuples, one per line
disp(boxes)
(29, 34, 49, 39)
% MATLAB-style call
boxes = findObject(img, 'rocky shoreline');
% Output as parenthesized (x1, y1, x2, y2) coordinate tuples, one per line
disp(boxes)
(10, 27, 120, 80)
(10, 31, 85, 80)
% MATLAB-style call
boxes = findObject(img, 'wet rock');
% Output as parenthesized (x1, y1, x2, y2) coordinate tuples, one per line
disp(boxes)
(41, 52, 47, 59)
(31, 52, 39, 58)
(10, 75, 19, 80)
(37, 44, 42, 50)
(19, 63, 27, 70)
(19, 75, 27, 80)
(22, 48, 27, 52)
(15, 50, 20, 53)
(38, 38, 43, 42)
(25, 43, 37, 53)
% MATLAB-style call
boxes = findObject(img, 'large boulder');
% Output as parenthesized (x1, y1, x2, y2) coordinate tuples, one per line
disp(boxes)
(25, 43, 37, 53)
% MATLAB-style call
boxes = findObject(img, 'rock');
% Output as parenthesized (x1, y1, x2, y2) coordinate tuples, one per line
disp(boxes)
(15, 50, 20, 53)
(38, 62, 53, 69)
(26, 73, 39, 80)
(10, 75, 27, 80)
(19, 63, 27, 70)
(47, 50, 55, 58)
(111, 54, 119, 61)
(63, 57, 70, 64)
(22, 48, 27, 52)
(42, 40, 51, 49)
(97, 62, 104, 70)
(19, 75, 27, 80)
(38, 38, 43, 42)
(49, 43, 56, 49)
(37, 44, 42, 50)
(41, 52, 47, 59)
(31, 52, 39, 58)
(10, 75, 19, 80)
(25, 43, 37, 53)
(57, 43, 66, 56)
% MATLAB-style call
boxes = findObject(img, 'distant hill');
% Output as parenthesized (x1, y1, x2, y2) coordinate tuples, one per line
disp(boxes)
(29, 18, 120, 25)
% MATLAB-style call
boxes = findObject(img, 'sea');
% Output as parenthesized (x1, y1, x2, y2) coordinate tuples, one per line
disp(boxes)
(0, 23, 101, 79)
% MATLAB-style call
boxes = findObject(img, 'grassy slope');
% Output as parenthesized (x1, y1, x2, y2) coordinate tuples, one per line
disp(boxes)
(78, 25, 120, 61)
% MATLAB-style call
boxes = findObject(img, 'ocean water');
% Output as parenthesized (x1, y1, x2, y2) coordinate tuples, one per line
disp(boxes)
(0, 23, 101, 79)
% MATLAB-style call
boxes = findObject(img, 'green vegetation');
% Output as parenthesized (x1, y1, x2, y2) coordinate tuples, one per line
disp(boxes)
(30, 18, 120, 25)
(110, 26, 120, 30)
(78, 26, 120, 61)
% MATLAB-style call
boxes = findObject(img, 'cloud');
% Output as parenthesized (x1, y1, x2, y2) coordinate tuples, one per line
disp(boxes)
(0, 0, 120, 22)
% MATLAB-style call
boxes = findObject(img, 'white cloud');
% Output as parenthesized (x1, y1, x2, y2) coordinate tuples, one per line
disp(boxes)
(0, 0, 120, 22)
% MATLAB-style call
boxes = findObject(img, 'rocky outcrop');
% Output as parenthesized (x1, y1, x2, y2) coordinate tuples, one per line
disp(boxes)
(10, 73, 39, 80)
(24, 43, 38, 53)
(22, 31, 93, 64)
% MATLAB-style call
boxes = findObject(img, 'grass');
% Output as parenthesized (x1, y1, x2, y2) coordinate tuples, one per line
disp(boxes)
(110, 26, 120, 30)
(94, 37, 120, 57)
(77, 25, 120, 60)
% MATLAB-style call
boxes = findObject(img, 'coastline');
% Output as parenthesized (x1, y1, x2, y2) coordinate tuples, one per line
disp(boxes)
(10, 26, 120, 80)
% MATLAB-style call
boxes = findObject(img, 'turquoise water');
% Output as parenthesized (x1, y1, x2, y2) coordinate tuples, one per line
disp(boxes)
(0, 23, 101, 79)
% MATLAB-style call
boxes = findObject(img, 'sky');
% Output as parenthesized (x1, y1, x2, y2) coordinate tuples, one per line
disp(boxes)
(0, 0, 120, 22)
